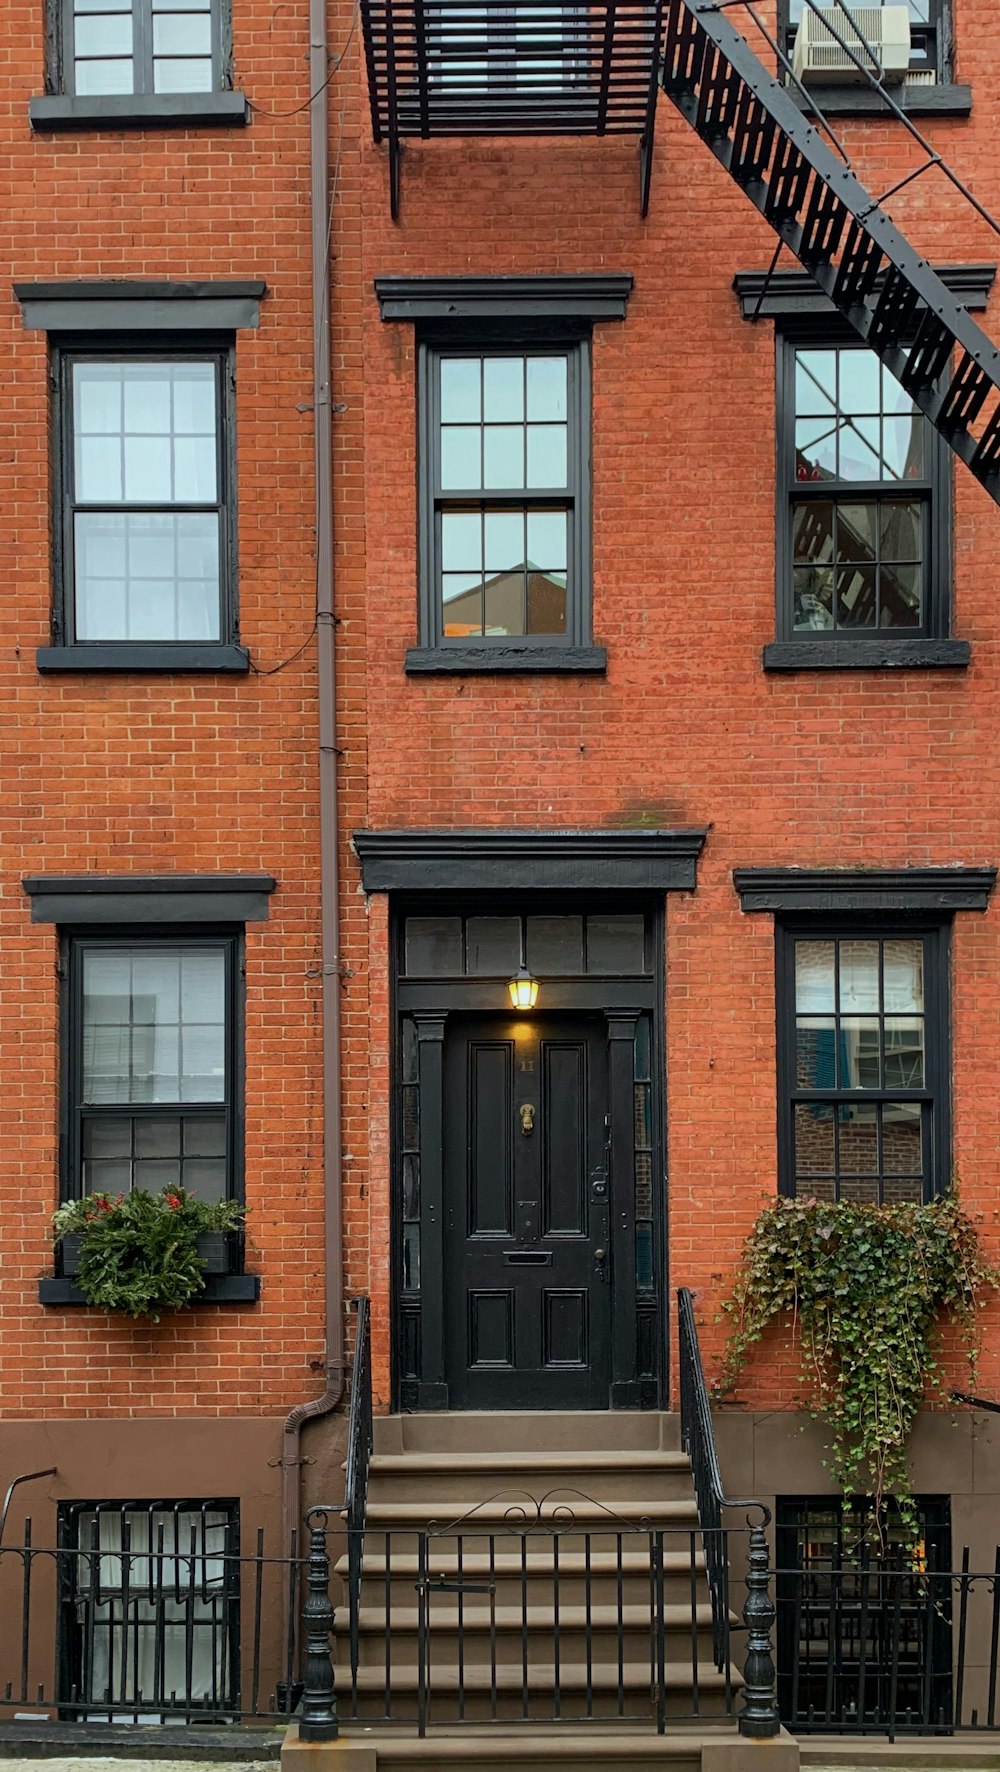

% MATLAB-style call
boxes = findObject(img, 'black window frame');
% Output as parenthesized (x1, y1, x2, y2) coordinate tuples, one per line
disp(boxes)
(52, 0, 230, 99)
(52, 336, 240, 665)
(775, 917, 950, 1204)
(777, 0, 949, 85)
(59, 925, 246, 1266)
(415, 328, 595, 666)
(775, 321, 953, 651)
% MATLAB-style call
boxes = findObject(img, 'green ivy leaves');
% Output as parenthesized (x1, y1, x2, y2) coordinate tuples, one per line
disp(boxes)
(719, 1195, 996, 1536)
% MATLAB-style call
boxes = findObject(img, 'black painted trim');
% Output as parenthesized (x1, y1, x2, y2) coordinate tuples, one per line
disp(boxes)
(405, 644, 608, 674)
(734, 867, 996, 914)
(355, 829, 707, 893)
(16, 281, 265, 333)
(37, 643, 251, 673)
(39, 1274, 260, 1305)
(763, 638, 971, 671)
(376, 275, 634, 322)
(29, 92, 250, 131)
(23, 875, 277, 925)
(734, 264, 995, 321)
(789, 83, 972, 118)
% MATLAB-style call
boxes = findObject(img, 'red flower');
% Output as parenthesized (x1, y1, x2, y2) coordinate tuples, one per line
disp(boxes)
(166, 1193, 181, 1211)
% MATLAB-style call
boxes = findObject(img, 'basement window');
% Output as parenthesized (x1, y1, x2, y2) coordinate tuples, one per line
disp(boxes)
(58, 1500, 239, 1722)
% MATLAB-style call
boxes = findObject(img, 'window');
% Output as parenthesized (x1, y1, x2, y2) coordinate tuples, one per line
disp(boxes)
(423, 5, 581, 94)
(780, 0, 946, 85)
(64, 933, 240, 1207)
(57, 349, 235, 653)
(62, 0, 222, 97)
(780, 336, 949, 642)
(776, 1496, 951, 1730)
(59, 1501, 238, 1722)
(777, 925, 947, 1203)
(418, 339, 592, 655)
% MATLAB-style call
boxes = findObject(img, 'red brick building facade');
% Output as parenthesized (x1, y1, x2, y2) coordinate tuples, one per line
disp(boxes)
(1, 0, 1000, 1736)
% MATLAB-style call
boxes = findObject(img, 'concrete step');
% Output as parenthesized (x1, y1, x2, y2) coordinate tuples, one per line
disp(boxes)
(365, 1457, 694, 1508)
(361, 1501, 700, 1530)
(289, 1723, 749, 1772)
(336, 1547, 707, 1609)
(374, 1413, 682, 1457)
(340, 1607, 724, 1673)
(340, 1658, 739, 1722)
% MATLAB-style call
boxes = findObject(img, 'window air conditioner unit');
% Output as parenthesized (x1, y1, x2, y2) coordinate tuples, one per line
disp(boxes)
(792, 5, 912, 84)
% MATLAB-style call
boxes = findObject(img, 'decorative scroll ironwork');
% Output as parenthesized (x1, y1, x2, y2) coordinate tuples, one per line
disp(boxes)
(360, 0, 665, 217)
(660, 0, 1000, 506)
(427, 1487, 654, 1538)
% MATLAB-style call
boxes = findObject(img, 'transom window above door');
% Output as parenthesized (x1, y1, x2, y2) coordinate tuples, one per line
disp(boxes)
(402, 912, 650, 977)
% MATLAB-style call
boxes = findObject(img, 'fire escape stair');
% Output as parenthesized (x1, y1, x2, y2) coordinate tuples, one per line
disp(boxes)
(659, 0, 1000, 507)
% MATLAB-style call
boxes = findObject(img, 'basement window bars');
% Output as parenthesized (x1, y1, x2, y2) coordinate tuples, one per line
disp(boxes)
(58, 1501, 239, 1722)
(421, 343, 590, 650)
(779, 0, 945, 84)
(62, 0, 222, 97)
(780, 339, 949, 639)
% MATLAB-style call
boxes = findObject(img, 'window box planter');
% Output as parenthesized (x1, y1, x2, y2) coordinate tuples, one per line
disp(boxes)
(60, 1229, 230, 1277)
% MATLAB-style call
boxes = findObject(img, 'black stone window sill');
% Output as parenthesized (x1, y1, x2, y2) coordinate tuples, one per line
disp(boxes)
(29, 92, 250, 131)
(789, 83, 972, 118)
(405, 644, 608, 675)
(37, 643, 251, 674)
(39, 1274, 260, 1306)
(764, 637, 971, 671)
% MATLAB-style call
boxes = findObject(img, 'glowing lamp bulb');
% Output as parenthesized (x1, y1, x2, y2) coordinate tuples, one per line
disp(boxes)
(507, 967, 540, 1011)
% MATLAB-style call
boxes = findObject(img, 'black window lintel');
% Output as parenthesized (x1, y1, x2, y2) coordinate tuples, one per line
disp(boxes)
(376, 275, 634, 323)
(15, 281, 267, 334)
(355, 829, 707, 893)
(734, 867, 996, 915)
(733, 263, 995, 322)
(23, 875, 277, 925)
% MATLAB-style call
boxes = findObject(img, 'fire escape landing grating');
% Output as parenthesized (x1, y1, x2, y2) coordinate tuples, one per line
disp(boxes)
(660, 0, 1000, 507)
(359, 0, 665, 219)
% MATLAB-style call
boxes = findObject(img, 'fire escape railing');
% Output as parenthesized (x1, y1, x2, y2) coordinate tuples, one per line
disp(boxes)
(360, 0, 665, 217)
(660, 0, 1000, 507)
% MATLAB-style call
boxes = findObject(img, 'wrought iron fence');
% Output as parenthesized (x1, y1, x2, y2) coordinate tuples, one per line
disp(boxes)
(0, 1505, 304, 1725)
(777, 1546, 1000, 1736)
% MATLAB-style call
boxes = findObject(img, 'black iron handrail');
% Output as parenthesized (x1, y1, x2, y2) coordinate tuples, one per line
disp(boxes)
(677, 1286, 777, 1738)
(343, 1295, 373, 1689)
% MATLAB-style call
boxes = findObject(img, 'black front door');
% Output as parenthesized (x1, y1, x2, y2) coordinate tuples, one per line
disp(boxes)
(443, 1013, 611, 1409)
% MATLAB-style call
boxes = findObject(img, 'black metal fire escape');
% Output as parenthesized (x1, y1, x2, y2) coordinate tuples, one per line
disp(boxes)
(360, 0, 664, 219)
(360, 0, 1000, 508)
(659, 0, 1000, 507)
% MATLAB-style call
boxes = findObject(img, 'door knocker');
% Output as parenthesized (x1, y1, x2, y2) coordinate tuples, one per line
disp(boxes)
(519, 1103, 535, 1136)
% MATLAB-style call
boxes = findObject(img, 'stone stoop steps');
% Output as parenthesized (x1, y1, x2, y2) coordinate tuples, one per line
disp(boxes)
(280, 1413, 800, 1772)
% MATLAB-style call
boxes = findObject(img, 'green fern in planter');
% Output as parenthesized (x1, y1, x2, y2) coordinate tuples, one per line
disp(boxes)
(53, 1186, 246, 1322)
(718, 1193, 996, 1535)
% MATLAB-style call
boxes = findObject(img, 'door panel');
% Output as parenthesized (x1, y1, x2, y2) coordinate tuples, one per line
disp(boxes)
(443, 1013, 611, 1409)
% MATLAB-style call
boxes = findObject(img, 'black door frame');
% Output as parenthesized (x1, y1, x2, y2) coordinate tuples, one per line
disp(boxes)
(390, 894, 667, 1411)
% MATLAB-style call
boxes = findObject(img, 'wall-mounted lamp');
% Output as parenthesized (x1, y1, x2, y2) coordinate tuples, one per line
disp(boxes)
(507, 964, 540, 1011)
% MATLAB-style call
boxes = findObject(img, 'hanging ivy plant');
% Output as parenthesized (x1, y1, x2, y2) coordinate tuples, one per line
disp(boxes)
(53, 1186, 246, 1322)
(718, 1193, 996, 1533)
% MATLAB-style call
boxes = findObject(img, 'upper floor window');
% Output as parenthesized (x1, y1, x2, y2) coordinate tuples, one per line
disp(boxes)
(63, 0, 221, 97)
(419, 340, 590, 654)
(777, 925, 947, 1203)
(57, 348, 236, 654)
(779, 336, 949, 643)
(67, 933, 239, 1206)
(781, 0, 946, 85)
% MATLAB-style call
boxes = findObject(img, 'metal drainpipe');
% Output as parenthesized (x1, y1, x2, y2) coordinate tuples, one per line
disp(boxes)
(281, 0, 346, 1557)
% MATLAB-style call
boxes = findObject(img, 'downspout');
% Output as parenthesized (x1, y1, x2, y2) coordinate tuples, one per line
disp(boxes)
(281, 0, 346, 1556)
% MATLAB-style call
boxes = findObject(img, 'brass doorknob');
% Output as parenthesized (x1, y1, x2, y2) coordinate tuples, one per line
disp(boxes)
(594, 1248, 607, 1261)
